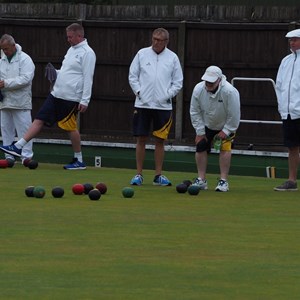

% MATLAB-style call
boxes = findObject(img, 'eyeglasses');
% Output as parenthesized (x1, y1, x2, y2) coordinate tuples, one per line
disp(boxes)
(152, 37, 168, 42)
(288, 38, 300, 42)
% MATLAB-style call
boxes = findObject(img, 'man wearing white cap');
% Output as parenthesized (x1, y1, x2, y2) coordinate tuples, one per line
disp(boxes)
(190, 65, 240, 192)
(274, 28, 300, 191)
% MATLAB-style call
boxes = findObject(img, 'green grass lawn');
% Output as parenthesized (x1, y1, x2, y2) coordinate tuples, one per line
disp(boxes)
(0, 162, 299, 299)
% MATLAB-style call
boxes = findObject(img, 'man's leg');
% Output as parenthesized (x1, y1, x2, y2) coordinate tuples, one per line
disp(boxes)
(219, 150, 232, 180)
(14, 110, 34, 159)
(0, 118, 44, 157)
(213, 150, 232, 192)
(1, 110, 16, 160)
(69, 129, 83, 162)
(129, 136, 147, 185)
(62, 129, 86, 170)
(136, 136, 147, 174)
(195, 151, 208, 180)
(288, 146, 300, 182)
(1, 110, 15, 146)
(69, 129, 81, 152)
(154, 137, 165, 176)
(23, 119, 44, 142)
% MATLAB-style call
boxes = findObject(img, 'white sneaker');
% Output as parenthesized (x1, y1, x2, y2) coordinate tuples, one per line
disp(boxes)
(215, 179, 229, 192)
(192, 178, 208, 190)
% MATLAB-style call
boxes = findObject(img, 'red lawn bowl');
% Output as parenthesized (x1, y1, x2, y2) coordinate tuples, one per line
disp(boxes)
(95, 182, 107, 194)
(0, 159, 8, 168)
(72, 183, 85, 195)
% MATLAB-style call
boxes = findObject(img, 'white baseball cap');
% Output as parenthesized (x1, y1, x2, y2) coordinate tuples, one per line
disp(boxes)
(201, 66, 222, 82)
(286, 29, 300, 38)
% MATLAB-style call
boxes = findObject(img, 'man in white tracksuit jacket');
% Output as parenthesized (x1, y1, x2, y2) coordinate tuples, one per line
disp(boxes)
(0, 34, 35, 163)
(0, 23, 96, 170)
(274, 28, 300, 191)
(190, 66, 240, 192)
(128, 27, 183, 186)
(129, 46, 183, 110)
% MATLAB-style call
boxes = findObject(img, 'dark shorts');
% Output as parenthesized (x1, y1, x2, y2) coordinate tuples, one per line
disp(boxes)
(282, 115, 300, 148)
(132, 108, 172, 140)
(196, 127, 220, 153)
(196, 127, 234, 153)
(35, 94, 78, 131)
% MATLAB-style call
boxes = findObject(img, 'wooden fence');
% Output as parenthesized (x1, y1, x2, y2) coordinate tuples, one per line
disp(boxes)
(0, 3, 299, 149)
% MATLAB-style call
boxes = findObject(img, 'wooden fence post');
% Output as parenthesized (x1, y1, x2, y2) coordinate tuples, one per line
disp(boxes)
(175, 21, 186, 141)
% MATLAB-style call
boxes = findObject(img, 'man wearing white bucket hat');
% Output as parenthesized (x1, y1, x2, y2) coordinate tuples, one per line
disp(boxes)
(190, 65, 240, 192)
(274, 28, 300, 191)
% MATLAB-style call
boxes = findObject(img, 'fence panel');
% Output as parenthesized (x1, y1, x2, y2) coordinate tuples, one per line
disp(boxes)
(0, 16, 297, 150)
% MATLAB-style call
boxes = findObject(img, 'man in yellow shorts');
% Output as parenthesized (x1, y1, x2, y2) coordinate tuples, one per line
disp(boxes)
(189, 66, 240, 192)
(0, 23, 96, 170)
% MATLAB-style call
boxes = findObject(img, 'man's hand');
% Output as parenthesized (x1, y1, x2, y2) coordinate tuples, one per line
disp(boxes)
(195, 134, 206, 144)
(217, 131, 227, 140)
(77, 103, 88, 113)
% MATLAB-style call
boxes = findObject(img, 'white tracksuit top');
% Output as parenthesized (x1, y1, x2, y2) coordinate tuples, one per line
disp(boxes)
(0, 44, 35, 110)
(276, 49, 300, 120)
(128, 46, 183, 110)
(51, 39, 96, 107)
(190, 76, 240, 137)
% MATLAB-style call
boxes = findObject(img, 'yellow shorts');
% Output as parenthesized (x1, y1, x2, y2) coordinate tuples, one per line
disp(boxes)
(36, 94, 78, 131)
(221, 139, 233, 151)
(153, 116, 173, 140)
(58, 110, 78, 131)
(133, 108, 173, 140)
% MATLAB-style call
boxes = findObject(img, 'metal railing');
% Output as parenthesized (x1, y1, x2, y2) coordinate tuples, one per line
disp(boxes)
(231, 77, 282, 125)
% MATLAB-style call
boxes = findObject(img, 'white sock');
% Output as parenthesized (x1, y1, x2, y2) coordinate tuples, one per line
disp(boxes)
(15, 138, 27, 149)
(74, 152, 83, 163)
